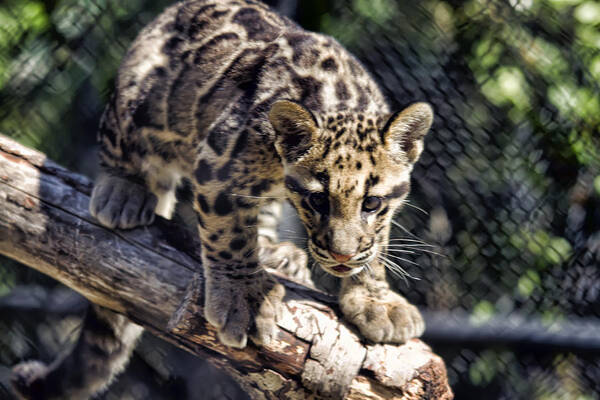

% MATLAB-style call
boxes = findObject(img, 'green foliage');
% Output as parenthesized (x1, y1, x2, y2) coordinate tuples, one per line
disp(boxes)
(0, 0, 171, 166)
(510, 230, 573, 268)
(352, 0, 398, 23)
(471, 300, 495, 324)
(0, 1, 50, 86)
(0, 262, 16, 298)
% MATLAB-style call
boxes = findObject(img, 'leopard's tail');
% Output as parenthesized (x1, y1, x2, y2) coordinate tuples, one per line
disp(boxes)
(11, 305, 143, 400)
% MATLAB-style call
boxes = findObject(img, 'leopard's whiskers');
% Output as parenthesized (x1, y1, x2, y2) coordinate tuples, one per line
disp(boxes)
(387, 238, 434, 246)
(230, 193, 286, 200)
(386, 246, 445, 257)
(377, 256, 410, 285)
(403, 200, 429, 216)
(381, 253, 419, 266)
(390, 220, 429, 243)
(383, 248, 417, 254)
(364, 262, 374, 278)
(377, 254, 420, 284)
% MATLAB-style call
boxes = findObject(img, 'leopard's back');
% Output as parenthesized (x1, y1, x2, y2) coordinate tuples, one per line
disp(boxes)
(101, 0, 389, 178)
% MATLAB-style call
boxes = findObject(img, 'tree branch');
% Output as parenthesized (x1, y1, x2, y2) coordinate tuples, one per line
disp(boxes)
(0, 135, 453, 400)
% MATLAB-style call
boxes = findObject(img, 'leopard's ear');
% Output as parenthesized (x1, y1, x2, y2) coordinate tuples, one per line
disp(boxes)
(382, 102, 433, 164)
(269, 100, 318, 163)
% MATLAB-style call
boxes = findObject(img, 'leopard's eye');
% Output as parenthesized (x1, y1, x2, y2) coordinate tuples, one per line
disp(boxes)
(308, 192, 329, 214)
(362, 196, 382, 212)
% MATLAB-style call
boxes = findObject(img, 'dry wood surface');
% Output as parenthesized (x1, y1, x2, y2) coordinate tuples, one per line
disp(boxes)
(0, 134, 453, 399)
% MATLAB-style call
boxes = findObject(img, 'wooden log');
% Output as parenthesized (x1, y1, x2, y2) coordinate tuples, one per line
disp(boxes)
(0, 134, 453, 399)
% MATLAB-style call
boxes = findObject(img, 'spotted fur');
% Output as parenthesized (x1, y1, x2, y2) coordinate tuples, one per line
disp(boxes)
(12, 1, 434, 398)
(94, 0, 433, 349)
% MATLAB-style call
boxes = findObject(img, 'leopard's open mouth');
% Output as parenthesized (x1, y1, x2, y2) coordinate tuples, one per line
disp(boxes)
(320, 262, 364, 277)
(331, 265, 351, 273)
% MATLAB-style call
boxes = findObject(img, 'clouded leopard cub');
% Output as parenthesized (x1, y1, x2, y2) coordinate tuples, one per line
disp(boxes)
(12, 0, 433, 398)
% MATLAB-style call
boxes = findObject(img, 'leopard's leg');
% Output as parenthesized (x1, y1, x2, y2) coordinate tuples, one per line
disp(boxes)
(89, 153, 181, 229)
(338, 234, 424, 343)
(11, 305, 143, 400)
(89, 170, 159, 229)
(257, 200, 311, 285)
(13, 107, 168, 399)
(194, 183, 285, 349)
(257, 198, 283, 244)
(89, 100, 182, 229)
(88, 99, 153, 228)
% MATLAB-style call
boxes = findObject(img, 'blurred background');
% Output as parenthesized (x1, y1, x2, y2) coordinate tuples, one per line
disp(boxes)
(0, 0, 599, 399)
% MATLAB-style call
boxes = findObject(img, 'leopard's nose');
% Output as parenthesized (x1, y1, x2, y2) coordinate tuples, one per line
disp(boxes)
(329, 251, 354, 263)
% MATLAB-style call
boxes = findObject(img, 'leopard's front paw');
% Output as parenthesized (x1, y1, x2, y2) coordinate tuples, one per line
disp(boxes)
(204, 271, 284, 348)
(11, 360, 48, 400)
(340, 288, 424, 343)
(258, 238, 312, 285)
(90, 174, 157, 229)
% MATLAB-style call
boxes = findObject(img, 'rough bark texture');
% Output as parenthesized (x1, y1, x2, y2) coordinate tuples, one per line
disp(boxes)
(0, 134, 453, 400)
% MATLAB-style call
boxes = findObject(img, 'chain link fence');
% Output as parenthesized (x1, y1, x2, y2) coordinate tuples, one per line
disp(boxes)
(1, 0, 599, 399)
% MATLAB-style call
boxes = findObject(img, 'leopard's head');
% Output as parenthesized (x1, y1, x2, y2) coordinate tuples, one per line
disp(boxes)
(269, 100, 433, 277)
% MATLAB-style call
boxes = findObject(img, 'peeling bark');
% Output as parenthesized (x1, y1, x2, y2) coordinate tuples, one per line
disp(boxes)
(0, 135, 453, 399)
